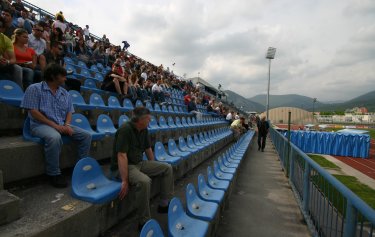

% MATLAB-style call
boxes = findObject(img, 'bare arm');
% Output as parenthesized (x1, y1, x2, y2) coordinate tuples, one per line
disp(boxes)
(145, 147, 155, 161)
(117, 152, 129, 200)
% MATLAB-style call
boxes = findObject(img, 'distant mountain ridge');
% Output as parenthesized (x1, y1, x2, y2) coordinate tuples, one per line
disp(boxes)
(224, 90, 375, 113)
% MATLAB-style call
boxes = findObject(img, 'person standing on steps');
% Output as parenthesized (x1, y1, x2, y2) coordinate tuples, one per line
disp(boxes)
(257, 116, 269, 152)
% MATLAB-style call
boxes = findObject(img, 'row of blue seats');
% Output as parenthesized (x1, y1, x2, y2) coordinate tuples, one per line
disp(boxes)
(23, 112, 227, 143)
(70, 128, 237, 204)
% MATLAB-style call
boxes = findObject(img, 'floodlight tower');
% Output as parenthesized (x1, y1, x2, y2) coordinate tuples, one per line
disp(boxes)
(265, 47, 276, 122)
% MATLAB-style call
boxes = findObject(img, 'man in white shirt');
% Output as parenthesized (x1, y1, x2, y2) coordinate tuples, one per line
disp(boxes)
(226, 111, 233, 122)
(83, 25, 90, 41)
(28, 23, 47, 69)
(151, 79, 166, 104)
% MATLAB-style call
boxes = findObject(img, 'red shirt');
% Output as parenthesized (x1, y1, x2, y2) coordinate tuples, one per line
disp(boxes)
(13, 45, 35, 64)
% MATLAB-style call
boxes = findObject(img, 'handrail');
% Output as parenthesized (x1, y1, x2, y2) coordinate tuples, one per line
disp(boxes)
(274, 127, 375, 223)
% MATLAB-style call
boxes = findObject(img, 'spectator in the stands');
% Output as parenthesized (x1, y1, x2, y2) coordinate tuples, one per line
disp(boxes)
(184, 91, 191, 105)
(235, 112, 240, 120)
(74, 37, 91, 64)
(17, 9, 32, 33)
(86, 36, 95, 50)
(83, 25, 90, 41)
(231, 117, 246, 139)
(21, 63, 92, 188)
(52, 11, 67, 33)
(0, 1, 13, 12)
(12, 28, 36, 89)
(0, 16, 23, 87)
(50, 26, 64, 46)
(226, 110, 233, 123)
(151, 78, 166, 104)
(188, 96, 202, 120)
(28, 23, 47, 70)
(64, 28, 75, 53)
(92, 45, 105, 65)
(1, 8, 15, 38)
(101, 63, 129, 98)
(11, 0, 24, 16)
(21, 64, 91, 188)
(44, 41, 64, 66)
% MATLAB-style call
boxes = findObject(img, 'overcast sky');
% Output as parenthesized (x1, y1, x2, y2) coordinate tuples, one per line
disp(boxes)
(31, 0, 375, 102)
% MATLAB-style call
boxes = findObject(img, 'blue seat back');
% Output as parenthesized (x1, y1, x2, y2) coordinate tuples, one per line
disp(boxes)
(167, 116, 176, 127)
(95, 73, 104, 82)
(97, 114, 116, 133)
(77, 60, 87, 69)
(148, 115, 159, 129)
(71, 113, 94, 132)
(178, 107, 184, 113)
(118, 115, 129, 127)
(162, 105, 168, 113)
(197, 174, 208, 192)
(159, 116, 168, 127)
(23, 117, 43, 144)
(108, 96, 121, 107)
(168, 105, 174, 113)
(89, 93, 106, 107)
(96, 63, 104, 70)
(187, 135, 196, 147)
(71, 157, 121, 204)
(123, 98, 134, 110)
(140, 219, 165, 237)
(135, 100, 143, 108)
(64, 56, 74, 65)
(0, 80, 24, 106)
(69, 90, 87, 104)
(145, 101, 154, 111)
(168, 139, 179, 155)
(65, 64, 76, 74)
(83, 79, 97, 88)
(154, 103, 161, 112)
(90, 65, 99, 72)
(154, 142, 167, 159)
(181, 117, 188, 126)
(168, 197, 185, 236)
(175, 117, 183, 126)
(178, 137, 188, 150)
(80, 68, 91, 78)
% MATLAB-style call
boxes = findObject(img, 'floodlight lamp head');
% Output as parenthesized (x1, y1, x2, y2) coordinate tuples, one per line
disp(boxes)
(266, 47, 276, 59)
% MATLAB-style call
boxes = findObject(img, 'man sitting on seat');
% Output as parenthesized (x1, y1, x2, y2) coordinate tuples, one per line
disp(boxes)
(21, 63, 92, 188)
(110, 107, 173, 229)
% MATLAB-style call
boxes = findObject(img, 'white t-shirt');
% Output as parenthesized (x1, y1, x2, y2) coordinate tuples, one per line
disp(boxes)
(83, 28, 90, 36)
(235, 114, 240, 120)
(141, 72, 148, 80)
(152, 84, 163, 93)
(226, 113, 232, 120)
(53, 20, 67, 33)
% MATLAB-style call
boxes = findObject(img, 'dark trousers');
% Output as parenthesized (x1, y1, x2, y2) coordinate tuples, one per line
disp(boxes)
(258, 134, 267, 151)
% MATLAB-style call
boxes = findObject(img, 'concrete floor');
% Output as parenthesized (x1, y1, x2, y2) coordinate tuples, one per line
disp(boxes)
(216, 139, 310, 237)
(104, 137, 311, 237)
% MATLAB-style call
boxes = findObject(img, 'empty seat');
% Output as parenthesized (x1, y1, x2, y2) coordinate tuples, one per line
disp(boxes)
(178, 136, 199, 154)
(71, 157, 121, 204)
(69, 90, 95, 110)
(148, 115, 160, 133)
(145, 101, 154, 112)
(217, 157, 236, 173)
(167, 116, 178, 130)
(187, 135, 203, 150)
(218, 155, 238, 169)
(77, 60, 88, 69)
(107, 96, 127, 112)
(207, 166, 230, 191)
(122, 98, 134, 111)
(175, 117, 185, 128)
(71, 113, 105, 141)
(158, 116, 169, 130)
(0, 80, 24, 107)
(197, 174, 225, 204)
(135, 100, 143, 108)
(168, 197, 209, 237)
(96, 114, 117, 136)
(168, 139, 191, 159)
(94, 73, 104, 82)
(153, 103, 161, 113)
(118, 114, 130, 127)
(89, 93, 109, 110)
(213, 161, 234, 181)
(186, 183, 219, 222)
(140, 219, 165, 237)
(154, 142, 181, 165)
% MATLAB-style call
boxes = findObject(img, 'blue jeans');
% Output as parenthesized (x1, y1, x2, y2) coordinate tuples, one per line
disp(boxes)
(21, 67, 34, 89)
(31, 124, 92, 176)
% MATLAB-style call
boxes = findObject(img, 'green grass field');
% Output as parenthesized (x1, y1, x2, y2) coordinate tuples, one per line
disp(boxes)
(308, 154, 340, 169)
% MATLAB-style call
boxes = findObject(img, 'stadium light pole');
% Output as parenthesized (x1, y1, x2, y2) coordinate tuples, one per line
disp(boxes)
(312, 97, 317, 123)
(265, 47, 276, 122)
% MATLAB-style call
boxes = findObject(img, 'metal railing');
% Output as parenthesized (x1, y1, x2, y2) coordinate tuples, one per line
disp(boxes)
(270, 127, 375, 237)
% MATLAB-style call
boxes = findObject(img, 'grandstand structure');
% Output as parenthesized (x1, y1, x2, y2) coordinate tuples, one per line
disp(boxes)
(0, 1, 374, 237)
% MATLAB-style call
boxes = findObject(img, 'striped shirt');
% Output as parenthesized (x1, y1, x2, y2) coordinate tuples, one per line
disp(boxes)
(21, 81, 74, 129)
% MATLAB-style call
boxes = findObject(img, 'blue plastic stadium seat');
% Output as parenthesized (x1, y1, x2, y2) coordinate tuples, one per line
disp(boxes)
(175, 117, 185, 128)
(94, 73, 104, 82)
(218, 155, 238, 169)
(213, 161, 233, 181)
(148, 115, 160, 133)
(96, 114, 117, 136)
(122, 98, 134, 111)
(71, 157, 121, 204)
(71, 113, 105, 141)
(167, 116, 178, 130)
(89, 93, 109, 110)
(168, 139, 191, 159)
(0, 80, 24, 107)
(194, 134, 207, 147)
(145, 101, 154, 112)
(69, 90, 95, 110)
(158, 116, 169, 130)
(207, 166, 230, 191)
(154, 142, 181, 165)
(153, 103, 161, 113)
(217, 157, 236, 173)
(107, 96, 127, 112)
(118, 114, 130, 128)
(140, 219, 165, 237)
(23, 117, 70, 144)
(187, 135, 203, 150)
(90, 64, 99, 73)
(135, 100, 143, 108)
(161, 104, 170, 114)
(197, 174, 225, 204)
(181, 117, 190, 127)
(168, 197, 209, 237)
(178, 136, 199, 154)
(77, 60, 88, 69)
(64, 56, 75, 65)
(186, 183, 219, 222)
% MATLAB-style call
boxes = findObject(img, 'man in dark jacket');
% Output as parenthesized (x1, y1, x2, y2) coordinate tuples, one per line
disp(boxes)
(257, 116, 269, 152)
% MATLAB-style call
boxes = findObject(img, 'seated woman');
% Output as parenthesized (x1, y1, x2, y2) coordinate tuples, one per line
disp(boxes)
(101, 63, 129, 98)
(12, 28, 37, 89)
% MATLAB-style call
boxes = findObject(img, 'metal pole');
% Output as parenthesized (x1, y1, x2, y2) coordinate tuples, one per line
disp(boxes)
(266, 59, 271, 121)
(312, 101, 315, 123)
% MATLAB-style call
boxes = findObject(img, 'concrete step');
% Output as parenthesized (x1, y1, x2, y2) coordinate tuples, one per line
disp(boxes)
(0, 190, 20, 226)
